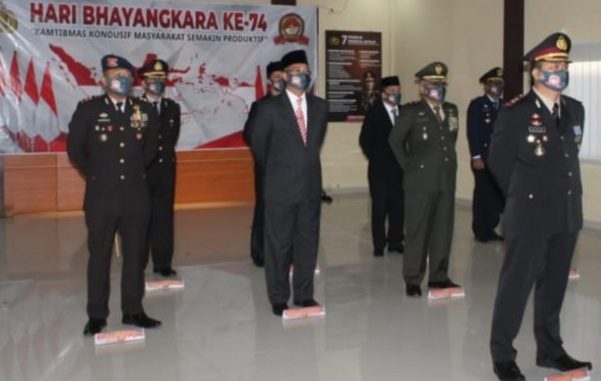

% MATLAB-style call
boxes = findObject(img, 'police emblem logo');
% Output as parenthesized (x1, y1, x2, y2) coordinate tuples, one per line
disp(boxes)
(435, 64, 443, 75)
(274, 13, 309, 45)
(328, 35, 341, 46)
(557, 35, 568, 51)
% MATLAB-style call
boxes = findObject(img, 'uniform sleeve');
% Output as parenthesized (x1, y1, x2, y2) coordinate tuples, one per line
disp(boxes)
(388, 108, 412, 170)
(67, 102, 90, 175)
(248, 102, 271, 167)
(169, 101, 181, 148)
(487, 108, 519, 195)
(359, 107, 376, 159)
(466, 100, 482, 158)
(144, 106, 160, 168)
(243, 101, 259, 145)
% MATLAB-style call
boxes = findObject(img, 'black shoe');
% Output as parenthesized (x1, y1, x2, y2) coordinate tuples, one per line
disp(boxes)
(122, 313, 162, 328)
(406, 284, 422, 297)
(373, 248, 384, 257)
(388, 244, 404, 254)
(83, 318, 107, 336)
(489, 232, 504, 241)
(272, 303, 288, 316)
(154, 267, 177, 277)
(294, 299, 320, 307)
(252, 258, 265, 268)
(321, 191, 333, 204)
(428, 279, 460, 289)
(537, 353, 592, 372)
(493, 361, 525, 381)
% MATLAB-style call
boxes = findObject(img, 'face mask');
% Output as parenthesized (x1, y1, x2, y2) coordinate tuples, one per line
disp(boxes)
(539, 69, 569, 91)
(385, 92, 401, 105)
(107, 75, 133, 96)
(287, 72, 311, 91)
(424, 84, 446, 102)
(489, 85, 504, 97)
(146, 79, 166, 95)
(271, 78, 286, 93)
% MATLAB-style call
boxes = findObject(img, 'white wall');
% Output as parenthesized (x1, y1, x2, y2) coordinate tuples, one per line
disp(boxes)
(185, 0, 601, 225)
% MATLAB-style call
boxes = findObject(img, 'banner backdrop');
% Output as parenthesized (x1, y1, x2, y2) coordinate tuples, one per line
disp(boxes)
(0, 1, 317, 153)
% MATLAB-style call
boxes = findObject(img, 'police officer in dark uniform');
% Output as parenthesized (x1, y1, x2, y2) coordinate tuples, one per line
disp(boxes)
(68, 54, 161, 335)
(139, 59, 181, 277)
(467, 67, 505, 242)
(489, 33, 592, 381)
(389, 62, 460, 297)
(243, 61, 286, 268)
(359, 75, 404, 257)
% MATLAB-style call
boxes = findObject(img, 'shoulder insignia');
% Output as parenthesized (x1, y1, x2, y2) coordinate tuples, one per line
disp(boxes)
(504, 93, 526, 108)
(80, 94, 101, 104)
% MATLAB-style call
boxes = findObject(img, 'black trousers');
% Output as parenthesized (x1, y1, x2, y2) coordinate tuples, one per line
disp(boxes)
(490, 231, 577, 362)
(264, 198, 321, 304)
(250, 164, 264, 263)
(368, 168, 404, 250)
(147, 164, 176, 269)
(403, 191, 455, 285)
(85, 209, 149, 319)
(471, 167, 504, 239)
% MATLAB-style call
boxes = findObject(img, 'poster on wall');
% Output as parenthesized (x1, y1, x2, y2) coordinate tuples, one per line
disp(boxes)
(325, 30, 382, 122)
(0, 1, 318, 153)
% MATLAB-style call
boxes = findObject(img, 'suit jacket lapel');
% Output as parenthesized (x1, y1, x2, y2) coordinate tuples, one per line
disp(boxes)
(378, 101, 394, 130)
(421, 100, 440, 126)
(559, 96, 570, 134)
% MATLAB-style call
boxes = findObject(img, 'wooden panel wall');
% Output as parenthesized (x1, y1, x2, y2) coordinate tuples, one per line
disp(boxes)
(3, 150, 255, 215)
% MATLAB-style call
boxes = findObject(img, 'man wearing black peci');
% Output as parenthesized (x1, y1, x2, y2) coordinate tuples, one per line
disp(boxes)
(359, 75, 405, 257)
(248, 50, 328, 316)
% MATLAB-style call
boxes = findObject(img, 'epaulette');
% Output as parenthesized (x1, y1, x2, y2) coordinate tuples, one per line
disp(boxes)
(79, 94, 102, 104)
(134, 96, 151, 104)
(504, 93, 526, 108)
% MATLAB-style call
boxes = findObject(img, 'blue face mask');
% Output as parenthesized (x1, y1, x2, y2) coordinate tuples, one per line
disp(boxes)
(425, 84, 446, 102)
(385, 92, 401, 105)
(271, 78, 286, 93)
(107, 75, 133, 95)
(287, 72, 311, 91)
(147, 79, 166, 95)
(539, 69, 569, 91)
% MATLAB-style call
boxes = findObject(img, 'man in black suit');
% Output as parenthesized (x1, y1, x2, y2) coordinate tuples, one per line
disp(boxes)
(488, 33, 592, 381)
(68, 54, 161, 335)
(243, 61, 285, 268)
(139, 59, 181, 277)
(248, 50, 328, 316)
(467, 67, 505, 243)
(359, 75, 404, 257)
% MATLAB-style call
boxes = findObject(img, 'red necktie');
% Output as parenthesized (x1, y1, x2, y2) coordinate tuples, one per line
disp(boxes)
(295, 96, 307, 146)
